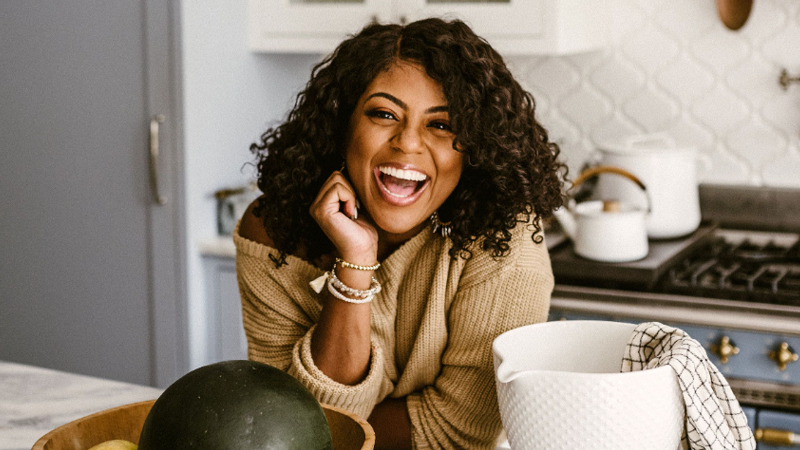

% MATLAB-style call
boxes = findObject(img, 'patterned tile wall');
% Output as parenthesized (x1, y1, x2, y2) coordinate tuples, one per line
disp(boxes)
(508, 0, 800, 187)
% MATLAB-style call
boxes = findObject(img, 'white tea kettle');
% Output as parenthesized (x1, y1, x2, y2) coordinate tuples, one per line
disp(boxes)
(596, 133, 707, 239)
(554, 166, 650, 263)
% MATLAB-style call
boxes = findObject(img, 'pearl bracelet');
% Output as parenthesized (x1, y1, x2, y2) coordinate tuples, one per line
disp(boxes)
(335, 257, 380, 272)
(326, 265, 381, 304)
(329, 264, 381, 299)
(327, 279, 374, 304)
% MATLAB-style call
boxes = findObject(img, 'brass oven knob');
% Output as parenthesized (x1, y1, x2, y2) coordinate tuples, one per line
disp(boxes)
(769, 342, 799, 371)
(710, 336, 739, 364)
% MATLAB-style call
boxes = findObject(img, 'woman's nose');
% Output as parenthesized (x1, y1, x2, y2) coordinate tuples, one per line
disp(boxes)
(392, 123, 424, 154)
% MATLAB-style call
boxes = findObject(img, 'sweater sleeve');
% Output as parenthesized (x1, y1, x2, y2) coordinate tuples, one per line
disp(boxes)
(234, 227, 386, 419)
(406, 236, 554, 450)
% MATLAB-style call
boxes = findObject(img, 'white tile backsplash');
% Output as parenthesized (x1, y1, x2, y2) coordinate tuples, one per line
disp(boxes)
(510, 0, 800, 187)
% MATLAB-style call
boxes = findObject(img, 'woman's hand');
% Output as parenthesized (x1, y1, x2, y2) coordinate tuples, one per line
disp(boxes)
(309, 171, 376, 385)
(309, 170, 378, 265)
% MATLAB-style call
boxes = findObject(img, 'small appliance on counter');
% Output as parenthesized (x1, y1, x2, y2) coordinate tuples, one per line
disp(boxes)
(214, 183, 258, 235)
(548, 184, 800, 449)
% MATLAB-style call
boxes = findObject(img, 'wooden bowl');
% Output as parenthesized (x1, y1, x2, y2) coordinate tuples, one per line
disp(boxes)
(32, 400, 375, 450)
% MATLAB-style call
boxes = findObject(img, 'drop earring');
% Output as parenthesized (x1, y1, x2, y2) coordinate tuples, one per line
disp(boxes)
(429, 211, 452, 238)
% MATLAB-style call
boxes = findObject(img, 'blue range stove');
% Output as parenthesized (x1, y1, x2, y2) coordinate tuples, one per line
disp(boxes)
(548, 184, 800, 449)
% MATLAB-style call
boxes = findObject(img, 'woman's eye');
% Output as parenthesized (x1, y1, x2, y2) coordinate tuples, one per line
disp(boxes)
(429, 121, 452, 132)
(365, 110, 396, 121)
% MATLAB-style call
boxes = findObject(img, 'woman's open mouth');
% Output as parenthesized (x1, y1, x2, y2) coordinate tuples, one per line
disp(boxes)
(374, 165, 430, 206)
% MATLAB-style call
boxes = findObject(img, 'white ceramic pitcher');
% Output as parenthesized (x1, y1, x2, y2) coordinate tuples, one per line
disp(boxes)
(493, 321, 684, 450)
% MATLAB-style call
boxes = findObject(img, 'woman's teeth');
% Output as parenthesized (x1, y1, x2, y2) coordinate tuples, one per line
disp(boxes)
(377, 166, 428, 198)
(378, 166, 427, 181)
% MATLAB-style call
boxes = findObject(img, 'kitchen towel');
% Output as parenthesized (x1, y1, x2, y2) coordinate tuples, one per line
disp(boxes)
(621, 322, 756, 450)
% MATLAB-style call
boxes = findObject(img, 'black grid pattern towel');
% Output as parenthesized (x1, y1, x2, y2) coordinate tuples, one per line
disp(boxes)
(621, 322, 756, 450)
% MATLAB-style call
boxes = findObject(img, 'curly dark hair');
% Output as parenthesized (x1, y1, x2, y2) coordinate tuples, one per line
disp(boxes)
(251, 18, 566, 266)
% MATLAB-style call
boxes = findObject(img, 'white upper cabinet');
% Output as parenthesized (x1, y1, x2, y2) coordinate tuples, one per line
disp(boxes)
(248, 0, 392, 53)
(248, 0, 608, 55)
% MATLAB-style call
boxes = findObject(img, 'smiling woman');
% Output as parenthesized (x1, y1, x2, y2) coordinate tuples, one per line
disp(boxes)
(345, 61, 463, 248)
(235, 18, 565, 450)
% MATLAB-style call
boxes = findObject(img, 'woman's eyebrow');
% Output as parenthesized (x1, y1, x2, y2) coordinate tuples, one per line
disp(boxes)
(365, 92, 448, 114)
(425, 105, 449, 114)
(366, 92, 407, 109)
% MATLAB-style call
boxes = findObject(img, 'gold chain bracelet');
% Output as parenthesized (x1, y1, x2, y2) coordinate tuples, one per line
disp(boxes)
(335, 257, 380, 271)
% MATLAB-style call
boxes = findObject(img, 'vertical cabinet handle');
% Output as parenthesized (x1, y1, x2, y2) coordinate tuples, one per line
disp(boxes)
(755, 428, 800, 446)
(149, 114, 168, 205)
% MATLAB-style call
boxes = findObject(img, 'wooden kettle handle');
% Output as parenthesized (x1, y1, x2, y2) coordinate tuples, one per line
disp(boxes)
(571, 165, 647, 192)
(569, 165, 651, 213)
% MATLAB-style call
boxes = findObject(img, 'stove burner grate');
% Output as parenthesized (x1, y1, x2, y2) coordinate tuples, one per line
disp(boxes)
(663, 235, 800, 305)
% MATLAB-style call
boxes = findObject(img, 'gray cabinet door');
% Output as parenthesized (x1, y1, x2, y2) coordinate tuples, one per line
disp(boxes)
(202, 256, 248, 363)
(0, 0, 185, 387)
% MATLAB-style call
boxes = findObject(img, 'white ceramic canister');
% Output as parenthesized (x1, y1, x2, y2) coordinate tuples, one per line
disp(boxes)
(493, 320, 684, 450)
(596, 133, 706, 239)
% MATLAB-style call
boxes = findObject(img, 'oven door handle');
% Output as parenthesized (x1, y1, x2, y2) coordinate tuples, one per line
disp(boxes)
(756, 428, 800, 446)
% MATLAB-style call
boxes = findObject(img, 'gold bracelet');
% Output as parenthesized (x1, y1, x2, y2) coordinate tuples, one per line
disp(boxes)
(335, 257, 380, 271)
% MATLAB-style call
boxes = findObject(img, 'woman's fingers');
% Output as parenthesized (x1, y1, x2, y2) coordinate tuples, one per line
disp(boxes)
(312, 170, 344, 203)
(312, 181, 357, 221)
(311, 171, 357, 220)
(310, 171, 377, 263)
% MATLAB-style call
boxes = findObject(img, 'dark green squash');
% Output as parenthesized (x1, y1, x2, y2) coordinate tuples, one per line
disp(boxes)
(138, 360, 333, 450)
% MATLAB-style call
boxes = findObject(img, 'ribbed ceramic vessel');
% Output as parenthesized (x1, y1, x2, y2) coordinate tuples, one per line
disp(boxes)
(493, 320, 684, 450)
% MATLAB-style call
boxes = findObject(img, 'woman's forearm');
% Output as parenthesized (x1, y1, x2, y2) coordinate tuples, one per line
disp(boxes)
(306, 166, 380, 385)
(310, 266, 374, 385)
(368, 397, 412, 450)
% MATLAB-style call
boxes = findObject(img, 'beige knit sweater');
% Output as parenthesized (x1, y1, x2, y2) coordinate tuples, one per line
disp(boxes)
(234, 219, 553, 450)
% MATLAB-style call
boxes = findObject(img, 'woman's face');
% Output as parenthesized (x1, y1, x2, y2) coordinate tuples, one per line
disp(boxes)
(344, 61, 464, 243)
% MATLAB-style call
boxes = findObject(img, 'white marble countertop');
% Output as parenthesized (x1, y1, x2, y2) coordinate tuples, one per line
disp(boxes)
(0, 361, 163, 450)
(198, 235, 235, 258)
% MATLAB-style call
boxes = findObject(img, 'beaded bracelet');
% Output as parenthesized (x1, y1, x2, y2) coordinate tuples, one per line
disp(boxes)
(335, 257, 380, 272)
(327, 279, 374, 304)
(309, 264, 382, 304)
(329, 265, 381, 299)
